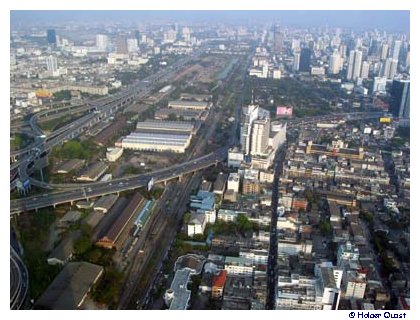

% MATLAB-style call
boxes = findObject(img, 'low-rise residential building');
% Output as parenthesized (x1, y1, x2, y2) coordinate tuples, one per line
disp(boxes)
(187, 213, 207, 237)
(106, 147, 123, 162)
(212, 270, 228, 299)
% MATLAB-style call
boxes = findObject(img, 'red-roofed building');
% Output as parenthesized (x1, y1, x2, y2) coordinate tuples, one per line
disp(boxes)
(211, 270, 227, 299)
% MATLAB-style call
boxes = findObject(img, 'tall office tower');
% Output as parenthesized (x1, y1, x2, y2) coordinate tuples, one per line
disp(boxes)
(116, 35, 128, 54)
(293, 53, 300, 71)
(273, 26, 284, 54)
(299, 48, 311, 72)
(346, 50, 355, 80)
(380, 43, 389, 60)
(291, 39, 300, 51)
(355, 38, 363, 50)
(163, 29, 177, 43)
(250, 117, 270, 156)
(182, 27, 191, 42)
(127, 38, 138, 52)
(133, 30, 141, 44)
(240, 104, 259, 155)
(96, 34, 109, 51)
(391, 40, 402, 60)
(360, 61, 370, 79)
(405, 51, 410, 69)
(352, 50, 363, 81)
(380, 58, 391, 78)
(381, 58, 398, 79)
(347, 50, 362, 81)
(389, 59, 398, 79)
(329, 51, 343, 74)
(369, 39, 380, 57)
(390, 79, 410, 120)
(46, 55, 58, 73)
(372, 77, 387, 93)
(47, 29, 56, 45)
(339, 44, 347, 57)
(331, 35, 341, 47)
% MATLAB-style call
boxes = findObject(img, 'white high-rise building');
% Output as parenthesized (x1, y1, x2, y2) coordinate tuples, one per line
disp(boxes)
(347, 50, 362, 81)
(391, 40, 401, 60)
(380, 43, 389, 60)
(127, 38, 138, 52)
(352, 50, 363, 81)
(240, 104, 259, 155)
(381, 58, 398, 79)
(389, 59, 398, 79)
(182, 27, 191, 42)
(293, 53, 300, 71)
(46, 55, 58, 73)
(251, 117, 270, 156)
(372, 77, 387, 93)
(346, 50, 355, 80)
(360, 61, 370, 79)
(291, 39, 300, 51)
(96, 34, 108, 51)
(329, 51, 343, 74)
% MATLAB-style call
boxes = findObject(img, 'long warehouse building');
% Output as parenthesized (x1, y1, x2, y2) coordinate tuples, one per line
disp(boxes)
(121, 132, 192, 153)
(96, 193, 146, 249)
(136, 120, 194, 133)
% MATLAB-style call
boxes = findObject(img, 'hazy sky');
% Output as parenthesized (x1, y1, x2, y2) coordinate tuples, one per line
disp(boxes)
(11, 10, 409, 33)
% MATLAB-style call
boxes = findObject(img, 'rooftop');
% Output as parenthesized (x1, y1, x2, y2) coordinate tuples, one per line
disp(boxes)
(169, 269, 192, 310)
(136, 120, 194, 132)
(34, 262, 104, 310)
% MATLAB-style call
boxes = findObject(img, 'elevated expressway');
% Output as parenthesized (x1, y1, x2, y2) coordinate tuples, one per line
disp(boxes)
(10, 147, 227, 216)
(10, 245, 29, 310)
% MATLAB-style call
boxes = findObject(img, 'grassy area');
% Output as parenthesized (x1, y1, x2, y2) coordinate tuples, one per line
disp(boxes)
(38, 114, 74, 132)
(51, 139, 102, 160)
(53, 90, 72, 101)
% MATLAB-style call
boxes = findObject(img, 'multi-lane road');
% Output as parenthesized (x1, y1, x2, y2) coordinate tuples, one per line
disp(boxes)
(10, 147, 227, 215)
(10, 232, 29, 310)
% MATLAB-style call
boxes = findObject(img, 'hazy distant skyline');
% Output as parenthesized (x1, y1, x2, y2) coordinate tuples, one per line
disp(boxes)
(11, 10, 409, 33)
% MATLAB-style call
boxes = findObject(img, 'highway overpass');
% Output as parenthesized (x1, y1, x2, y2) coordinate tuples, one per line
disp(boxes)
(10, 147, 227, 215)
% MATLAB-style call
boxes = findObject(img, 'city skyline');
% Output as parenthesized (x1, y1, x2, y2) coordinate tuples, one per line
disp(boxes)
(11, 10, 410, 33)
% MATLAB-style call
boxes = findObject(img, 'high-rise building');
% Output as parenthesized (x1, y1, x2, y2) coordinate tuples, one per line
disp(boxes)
(390, 79, 410, 120)
(46, 55, 58, 73)
(293, 53, 300, 71)
(380, 43, 389, 60)
(273, 26, 284, 54)
(329, 51, 343, 74)
(346, 50, 355, 80)
(182, 27, 191, 42)
(372, 77, 387, 93)
(299, 48, 311, 72)
(251, 117, 270, 156)
(360, 61, 370, 79)
(291, 39, 300, 51)
(240, 104, 259, 155)
(116, 35, 128, 54)
(96, 34, 109, 51)
(47, 29, 56, 45)
(127, 38, 138, 52)
(133, 30, 140, 44)
(381, 58, 398, 79)
(391, 40, 402, 60)
(347, 50, 362, 81)
(163, 29, 177, 43)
